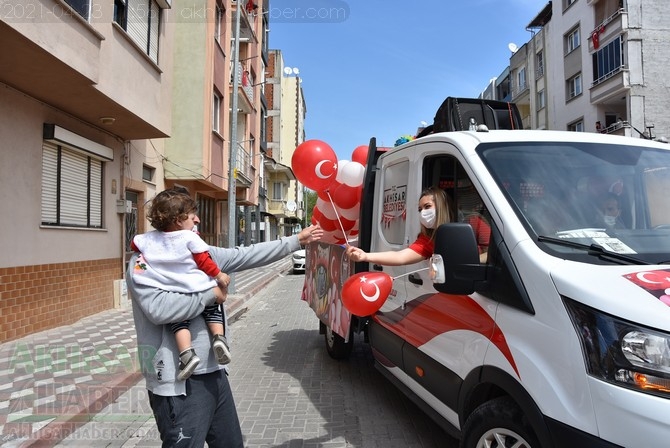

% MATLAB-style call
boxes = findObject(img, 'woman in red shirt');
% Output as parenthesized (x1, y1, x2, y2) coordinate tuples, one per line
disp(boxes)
(345, 186, 452, 265)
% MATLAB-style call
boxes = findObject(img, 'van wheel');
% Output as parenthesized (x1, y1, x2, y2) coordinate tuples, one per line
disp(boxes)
(460, 396, 539, 448)
(325, 325, 353, 360)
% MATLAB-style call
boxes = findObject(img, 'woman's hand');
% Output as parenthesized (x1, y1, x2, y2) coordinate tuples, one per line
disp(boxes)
(298, 224, 323, 246)
(345, 246, 368, 262)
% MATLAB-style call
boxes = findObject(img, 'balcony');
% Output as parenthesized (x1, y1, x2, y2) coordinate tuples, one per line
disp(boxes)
(590, 67, 629, 105)
(0, 17, 168, 139)
(232, 62, 254, 112)
(589, 8, 626, 53)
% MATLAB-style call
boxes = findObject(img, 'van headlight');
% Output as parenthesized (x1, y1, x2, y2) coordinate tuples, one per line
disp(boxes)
(564, 298, 670, 397)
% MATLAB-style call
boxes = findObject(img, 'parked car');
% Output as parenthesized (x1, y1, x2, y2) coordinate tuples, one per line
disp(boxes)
(292, 249, 306, 274)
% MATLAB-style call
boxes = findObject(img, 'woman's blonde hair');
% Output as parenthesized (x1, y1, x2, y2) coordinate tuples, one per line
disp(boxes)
(419, 186, 453, 240)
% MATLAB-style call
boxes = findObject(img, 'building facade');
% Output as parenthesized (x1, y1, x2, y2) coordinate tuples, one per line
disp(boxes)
(264, 49, 306, 239)
(0, 0, 175, 342)
(503, 0, 670, 141)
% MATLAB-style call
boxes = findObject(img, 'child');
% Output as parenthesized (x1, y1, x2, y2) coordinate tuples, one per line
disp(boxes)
(131, 188, 232, 381)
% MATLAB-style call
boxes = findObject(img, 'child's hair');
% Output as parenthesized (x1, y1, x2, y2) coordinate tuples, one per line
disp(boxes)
(147, 187, 197, 231)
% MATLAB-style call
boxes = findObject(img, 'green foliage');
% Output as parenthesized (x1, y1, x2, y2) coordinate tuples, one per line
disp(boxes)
(305, 189, 318, 225)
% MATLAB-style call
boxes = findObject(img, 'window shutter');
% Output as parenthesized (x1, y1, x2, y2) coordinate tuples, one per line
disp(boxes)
(127, 0, 149, 55)
(60, 150, 89, 226)
(90, 158, 103, 227)
(41, 143, 59, 224)
(148, 0, 160, 62)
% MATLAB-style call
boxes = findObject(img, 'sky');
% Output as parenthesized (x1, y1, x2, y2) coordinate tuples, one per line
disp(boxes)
(267, 0, 550, 163)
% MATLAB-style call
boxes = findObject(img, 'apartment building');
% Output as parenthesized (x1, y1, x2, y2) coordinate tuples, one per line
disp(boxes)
(0, 0, 176, 342)
(159, 0, 268, 251)
(264, 49, 306, 240)
(499, 0, 670, 141)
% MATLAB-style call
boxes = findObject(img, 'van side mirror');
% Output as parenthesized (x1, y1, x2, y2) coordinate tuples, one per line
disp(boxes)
(432, 223, 486, 294)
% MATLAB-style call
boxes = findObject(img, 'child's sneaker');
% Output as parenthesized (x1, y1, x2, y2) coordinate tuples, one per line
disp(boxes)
(212, 334, 231, 365)
(177, 348, 200, 381)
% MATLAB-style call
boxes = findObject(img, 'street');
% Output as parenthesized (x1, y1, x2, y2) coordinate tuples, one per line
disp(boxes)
(52, 272, 458, 447)
(228, 273, 457, 447)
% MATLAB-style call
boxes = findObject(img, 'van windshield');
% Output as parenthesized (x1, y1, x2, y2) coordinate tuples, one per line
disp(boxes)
(479, 141, 670, 265)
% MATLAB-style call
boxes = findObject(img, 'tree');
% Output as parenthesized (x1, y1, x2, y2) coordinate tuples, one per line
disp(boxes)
(304, 189, 318, 227)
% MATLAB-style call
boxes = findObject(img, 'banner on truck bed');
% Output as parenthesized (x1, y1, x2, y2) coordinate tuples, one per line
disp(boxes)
(301, 242, 353, 341)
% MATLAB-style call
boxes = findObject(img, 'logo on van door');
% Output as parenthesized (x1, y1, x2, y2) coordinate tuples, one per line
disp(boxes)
(382, 185, 407, 227)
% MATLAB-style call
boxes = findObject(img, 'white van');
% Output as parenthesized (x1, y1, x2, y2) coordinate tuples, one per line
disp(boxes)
(303, 100, 670, 447)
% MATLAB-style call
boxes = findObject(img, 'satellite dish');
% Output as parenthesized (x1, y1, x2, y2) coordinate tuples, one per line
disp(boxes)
(283, 67, 292, 75)
(286, 200, 297, 212)
(508, 43, 518, 53)
(292, 67, 300, 75)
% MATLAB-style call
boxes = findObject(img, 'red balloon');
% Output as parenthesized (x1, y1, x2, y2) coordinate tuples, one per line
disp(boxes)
(351, 145, 369, 166)
(341, 272, 393, 316)
(320, 230, 340, 245)
(312, 207, 323, 225)
(339, 216, 356, 232)
(332, 183, 362, 210)
(318, 216, 339, 232)
(317, 180, 340, 202)
(291, 140, 338, 191)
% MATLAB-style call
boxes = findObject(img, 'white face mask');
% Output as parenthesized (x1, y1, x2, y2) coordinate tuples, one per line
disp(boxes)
(420, 208, 436, 229)
(603, 215, 617, 227)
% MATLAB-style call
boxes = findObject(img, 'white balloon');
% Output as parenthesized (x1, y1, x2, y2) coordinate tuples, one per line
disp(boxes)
(316, 198, 338, 220)
(335, 160, 350, 184)
(340, 203, 360, 221)
(340, 161, 365, 187)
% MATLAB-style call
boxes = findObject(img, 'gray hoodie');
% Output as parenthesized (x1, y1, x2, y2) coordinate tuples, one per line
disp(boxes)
(127, 235, 301, 396)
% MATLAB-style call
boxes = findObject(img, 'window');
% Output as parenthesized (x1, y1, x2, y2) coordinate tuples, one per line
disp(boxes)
(64, 0, 89, 19)
(41, 142, 104, 228)
(566, 27, 581, 54)
(568, 73, 582, 99)
(142, 164, 155, 182)
(114, 0, 161, 63)
(537, 89, 546, 109)
(213, 92, 221, 133)
(215, 5, 223, 43)
(592, 36, 624, 84)
(536, 51, 544, 78)
(564, 0, 577, 8)
(568, 121, 584, 132)
(273, 182, 283, 200)
(518, 68, 527, 92)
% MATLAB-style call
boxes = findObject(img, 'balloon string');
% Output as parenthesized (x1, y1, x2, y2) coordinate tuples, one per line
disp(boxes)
(325, 190, 351, 247)
(391, 267, 429, 280)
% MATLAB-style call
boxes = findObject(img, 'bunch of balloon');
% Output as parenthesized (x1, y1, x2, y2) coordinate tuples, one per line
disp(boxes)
(291, 141, 369, 245)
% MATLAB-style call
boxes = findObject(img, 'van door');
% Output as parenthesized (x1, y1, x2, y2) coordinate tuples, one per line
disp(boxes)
(382, 141, 496, 422)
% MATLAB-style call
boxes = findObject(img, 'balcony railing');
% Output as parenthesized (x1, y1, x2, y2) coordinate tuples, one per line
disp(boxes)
(592, 65, 625, 87)
(232, 61, 254, 104)
(233, 141, 254, 184)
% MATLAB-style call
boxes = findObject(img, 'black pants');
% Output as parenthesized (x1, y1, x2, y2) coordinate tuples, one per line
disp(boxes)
(148, 370, 243, 447)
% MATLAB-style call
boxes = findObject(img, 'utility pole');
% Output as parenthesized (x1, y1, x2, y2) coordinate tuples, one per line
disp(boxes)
(227, 3, 242, 293)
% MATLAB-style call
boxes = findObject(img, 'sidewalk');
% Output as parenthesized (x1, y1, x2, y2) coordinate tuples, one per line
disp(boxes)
(0, 256, 293, 447)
